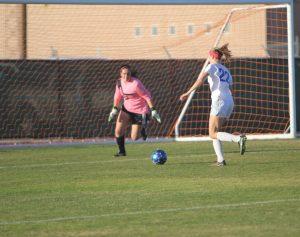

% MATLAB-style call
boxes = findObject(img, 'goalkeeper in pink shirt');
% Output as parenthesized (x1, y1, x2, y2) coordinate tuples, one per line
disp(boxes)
(108, 65, 161, 157)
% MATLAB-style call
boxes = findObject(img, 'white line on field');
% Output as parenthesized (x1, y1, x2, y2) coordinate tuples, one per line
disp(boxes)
(0, 158, 143, 169)
(1, 148, 299, 169)
(0, 198, 299, 226)
(0, 154, 215, 169)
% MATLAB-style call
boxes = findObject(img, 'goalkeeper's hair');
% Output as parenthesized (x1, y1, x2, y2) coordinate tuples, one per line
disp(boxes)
(119, 64, 137, 77)
(119, 64, 131, 75)
(214, 43, 232, 63)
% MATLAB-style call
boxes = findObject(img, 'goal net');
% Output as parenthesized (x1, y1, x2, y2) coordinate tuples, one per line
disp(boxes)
(175, 4, 295, 140)
(0, 1, 295, 144)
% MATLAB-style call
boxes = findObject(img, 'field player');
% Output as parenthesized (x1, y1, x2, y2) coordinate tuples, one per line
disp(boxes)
(108, 65, 161, 157)
(180, 43, 247, 166)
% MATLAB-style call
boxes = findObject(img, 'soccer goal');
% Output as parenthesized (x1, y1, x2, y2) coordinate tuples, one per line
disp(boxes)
(0, 0, 296, 145)
(174, 1, 296, 141)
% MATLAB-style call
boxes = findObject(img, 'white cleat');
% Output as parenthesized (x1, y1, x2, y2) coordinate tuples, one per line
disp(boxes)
(217, 160, 227, 166)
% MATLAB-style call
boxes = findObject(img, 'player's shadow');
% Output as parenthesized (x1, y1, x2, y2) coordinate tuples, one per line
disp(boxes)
(247, 147, 300, 153)
(226, 147, 300, 154)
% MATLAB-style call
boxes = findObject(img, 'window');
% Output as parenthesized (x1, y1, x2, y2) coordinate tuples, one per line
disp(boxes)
(151, 26, 158, 36)
(204, 23, 212, 34)
(134, 27, 142, 36)
(169, 26, 176, 35)
(187, 24, 194, 35)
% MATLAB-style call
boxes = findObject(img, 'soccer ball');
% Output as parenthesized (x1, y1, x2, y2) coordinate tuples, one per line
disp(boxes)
(151, 149, 167, 165)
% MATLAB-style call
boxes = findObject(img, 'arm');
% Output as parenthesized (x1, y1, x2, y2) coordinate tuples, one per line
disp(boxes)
(144, 98, 161, 123)
(180, 71, 209, 101)
(135, 81, 152, 104)
(136, 80, 161, 123)
(146, 99, 154, 110)
(135, 80, 157, 110)
(113, 84, 123, 108)
(108, 84, 122, 122)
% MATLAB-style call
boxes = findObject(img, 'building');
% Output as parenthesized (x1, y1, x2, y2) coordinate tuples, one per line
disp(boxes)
(1, 3, 296, 59)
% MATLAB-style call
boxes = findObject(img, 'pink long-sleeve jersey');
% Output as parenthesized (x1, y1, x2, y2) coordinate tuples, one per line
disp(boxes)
(114, 77, 151, 114)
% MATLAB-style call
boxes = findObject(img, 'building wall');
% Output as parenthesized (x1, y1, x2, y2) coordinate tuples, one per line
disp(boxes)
(0, 4, 24, 59)
(25, 4, 267, 59)
(1, 3, 299, 59)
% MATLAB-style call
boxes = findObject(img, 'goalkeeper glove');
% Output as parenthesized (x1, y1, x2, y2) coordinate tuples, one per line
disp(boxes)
(108, 106, 119, 122)
(151, 107, 161, 123)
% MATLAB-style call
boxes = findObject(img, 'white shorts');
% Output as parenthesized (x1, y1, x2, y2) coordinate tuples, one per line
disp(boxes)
(210, 96, 234, 118)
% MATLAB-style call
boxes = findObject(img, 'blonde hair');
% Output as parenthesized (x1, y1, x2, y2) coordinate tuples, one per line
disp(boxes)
(214, 43, 232, 63)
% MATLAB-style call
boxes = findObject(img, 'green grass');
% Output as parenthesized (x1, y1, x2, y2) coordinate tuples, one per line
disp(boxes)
(0, 139, 300, 237)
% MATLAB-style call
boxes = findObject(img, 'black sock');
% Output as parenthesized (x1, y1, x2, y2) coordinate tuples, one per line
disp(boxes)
(116, 136, 125, 154)
(141, 127, 147, 140)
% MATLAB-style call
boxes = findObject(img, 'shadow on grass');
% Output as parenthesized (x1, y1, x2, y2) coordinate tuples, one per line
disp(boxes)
(224, 147, 300, 155)
(244, 147, 300, 153)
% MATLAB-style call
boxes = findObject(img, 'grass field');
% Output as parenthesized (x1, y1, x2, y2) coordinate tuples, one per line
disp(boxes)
(0, 139, 300, 237)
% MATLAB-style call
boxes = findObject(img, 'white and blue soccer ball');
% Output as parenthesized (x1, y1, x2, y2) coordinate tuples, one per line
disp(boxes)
(151, 149, 167, 165)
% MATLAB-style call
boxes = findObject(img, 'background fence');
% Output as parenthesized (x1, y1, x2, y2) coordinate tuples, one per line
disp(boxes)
(0, 58, 295, 140)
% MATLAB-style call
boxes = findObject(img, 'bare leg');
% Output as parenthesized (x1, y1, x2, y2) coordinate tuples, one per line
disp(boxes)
(131, 124, 141, 141)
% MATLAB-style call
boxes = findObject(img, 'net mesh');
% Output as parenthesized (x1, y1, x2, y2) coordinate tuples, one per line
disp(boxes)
(176, 6, 290, 137)
(0, 4, 290, 142)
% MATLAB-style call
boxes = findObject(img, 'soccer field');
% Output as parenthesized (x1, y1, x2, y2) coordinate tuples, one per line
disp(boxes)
(0, 139, 300, 237)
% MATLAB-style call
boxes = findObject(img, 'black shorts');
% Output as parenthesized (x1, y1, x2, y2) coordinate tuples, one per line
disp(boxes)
(121, 106, 149, 125)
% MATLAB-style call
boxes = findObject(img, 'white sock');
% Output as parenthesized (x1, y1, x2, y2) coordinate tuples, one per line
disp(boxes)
(217, 132, 240, 143)
(212, 139, 224, 163)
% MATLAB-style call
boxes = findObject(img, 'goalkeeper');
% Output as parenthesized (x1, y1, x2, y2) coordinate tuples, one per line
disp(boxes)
(108, 65, 161, 157)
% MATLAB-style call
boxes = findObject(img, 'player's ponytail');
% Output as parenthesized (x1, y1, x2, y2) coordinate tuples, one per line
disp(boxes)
(214, 43, 232, 63)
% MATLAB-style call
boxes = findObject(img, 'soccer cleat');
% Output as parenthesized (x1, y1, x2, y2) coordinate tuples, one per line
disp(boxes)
(217, 160, 227, 166)
(141, 127, 147, 141)
(114, 152, 126, 157)
(238, 135, 247, 155)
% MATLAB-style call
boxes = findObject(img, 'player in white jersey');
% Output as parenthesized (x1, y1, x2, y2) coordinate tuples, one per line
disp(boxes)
(180, 43, 247, 166)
